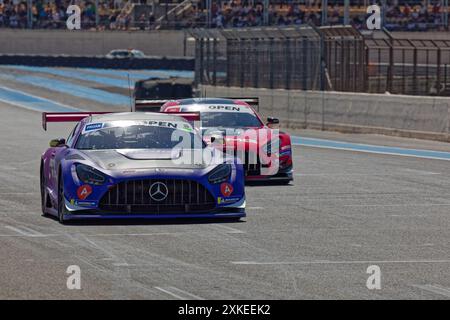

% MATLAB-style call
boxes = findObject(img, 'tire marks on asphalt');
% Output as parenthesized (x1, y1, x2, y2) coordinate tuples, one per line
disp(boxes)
(413, 284, 450, 298)
(154, 286, 204, 300)
(4, 225, 49, 237)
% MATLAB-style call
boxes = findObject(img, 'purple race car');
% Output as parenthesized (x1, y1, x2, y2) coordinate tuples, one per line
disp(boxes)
(40, 111, 246, 223)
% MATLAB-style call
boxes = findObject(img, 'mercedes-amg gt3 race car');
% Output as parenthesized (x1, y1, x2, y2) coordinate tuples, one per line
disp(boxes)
(40, 112, 245, 223)
(160, 98, 293, 183)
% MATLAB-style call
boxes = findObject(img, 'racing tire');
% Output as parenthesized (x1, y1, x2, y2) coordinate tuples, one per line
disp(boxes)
(57, 174, 67, 224)
(40, 164, 49, 216)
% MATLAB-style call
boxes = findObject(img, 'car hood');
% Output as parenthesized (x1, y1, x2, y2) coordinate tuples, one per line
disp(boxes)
(79, 148, 213, 171)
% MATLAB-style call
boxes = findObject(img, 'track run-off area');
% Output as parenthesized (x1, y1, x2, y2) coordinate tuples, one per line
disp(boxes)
(0, 66, 449, 299)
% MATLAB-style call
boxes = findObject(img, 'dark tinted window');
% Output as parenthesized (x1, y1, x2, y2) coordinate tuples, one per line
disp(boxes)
(201, 112, 262, 128)
(76, 125, 204, 150)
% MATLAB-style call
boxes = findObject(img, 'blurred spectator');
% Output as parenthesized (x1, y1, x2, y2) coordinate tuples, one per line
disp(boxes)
(0, 0, 448, 31)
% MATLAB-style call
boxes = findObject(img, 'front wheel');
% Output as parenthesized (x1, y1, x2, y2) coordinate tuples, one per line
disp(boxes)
(57, 176, 67, 224)
(40, 164, 50, 216)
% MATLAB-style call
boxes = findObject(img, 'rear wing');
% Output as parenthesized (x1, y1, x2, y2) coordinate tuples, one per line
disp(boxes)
(42, 112, 113, 131)
(168, 112, 200, 122)
(227, 97, 259, 110)
(136, 97, 260, 112)
(134, 99, 171, 112)
(42, 111, 200, 130)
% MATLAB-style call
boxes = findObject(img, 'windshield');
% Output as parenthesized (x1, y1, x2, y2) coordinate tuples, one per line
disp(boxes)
(76, 122, 204, 150)
(111, 51, 129, 57)
(201, 112, 262, 128)
(132, 51, 145, 57)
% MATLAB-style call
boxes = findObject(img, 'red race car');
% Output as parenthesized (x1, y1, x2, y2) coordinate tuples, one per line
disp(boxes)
(158, 98, 293, 184)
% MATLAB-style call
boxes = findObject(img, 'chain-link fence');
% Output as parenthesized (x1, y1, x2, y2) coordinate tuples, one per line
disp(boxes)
(222, 26, 322, 90)
(191, 25, 366, 92)
(365, 34, 450, 96)
(192, 25, 450, 96)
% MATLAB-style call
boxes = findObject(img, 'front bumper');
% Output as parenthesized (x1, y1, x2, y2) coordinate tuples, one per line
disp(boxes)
(63, 196, 246, 220)
(245, 166, 293, 182)
(63, 211, 246, 220)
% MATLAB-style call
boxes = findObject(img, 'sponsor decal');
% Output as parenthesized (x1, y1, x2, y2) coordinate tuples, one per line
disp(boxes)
(220, 182, 233, 197)
(84, 123, 103, 131)
(74, 200, 97, 207)
(82, 120, 193, 134)
(77, 185, 92, 200)
(142, 120, 178, 128)
(197, 104, 253, 113)
(208, 105, 241, 112)
(182, 123, 193, 132)
(217, 197, 240, 205)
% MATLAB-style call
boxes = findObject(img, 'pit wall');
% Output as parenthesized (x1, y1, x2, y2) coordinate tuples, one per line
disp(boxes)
(200, 85, 450, 142)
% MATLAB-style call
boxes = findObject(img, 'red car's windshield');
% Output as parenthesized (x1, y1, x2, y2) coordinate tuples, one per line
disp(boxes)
(200, 112, 262, 129)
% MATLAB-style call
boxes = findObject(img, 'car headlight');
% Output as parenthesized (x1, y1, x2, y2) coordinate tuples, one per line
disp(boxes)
(208, 164, 231, 184)
(75, 164, 106, 185)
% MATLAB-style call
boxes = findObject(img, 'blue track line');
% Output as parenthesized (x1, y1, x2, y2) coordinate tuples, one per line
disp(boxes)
(1, 64, 448, 162)
(0, 73, 129, 106)
(292, 136, 450, 161)
(79, 68, 194, 79)
(9, 66, 133, 88)
(0, 86, 79, 113)
(0, 65, 194, 83)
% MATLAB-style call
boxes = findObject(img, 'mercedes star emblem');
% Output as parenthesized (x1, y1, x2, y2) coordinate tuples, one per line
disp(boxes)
(149, 182, 168, 202)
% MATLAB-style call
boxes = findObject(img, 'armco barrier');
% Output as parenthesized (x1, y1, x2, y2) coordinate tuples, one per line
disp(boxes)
(0, 54, 195, 70)
(200, 85, 450, 142)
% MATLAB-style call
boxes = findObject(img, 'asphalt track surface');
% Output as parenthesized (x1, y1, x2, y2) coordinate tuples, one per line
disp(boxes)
(0, 66, 450, 299)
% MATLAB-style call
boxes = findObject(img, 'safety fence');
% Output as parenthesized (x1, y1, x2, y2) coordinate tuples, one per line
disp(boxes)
(365, 35, 450, 96)
(191, 25, 365, 92)
(192, 26, 450, 96)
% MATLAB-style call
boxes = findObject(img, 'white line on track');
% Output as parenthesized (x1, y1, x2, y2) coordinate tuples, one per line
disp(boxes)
(210, 224, 244, 234)
(295, 142, 450, 162)
(296, 173, 373, 176)
(90, 232, 187, 237)
(231, 259, 450, 265)
(389, 214, 427, 218)
(343, 203, 450, 207)
(247, 206, 265, 210)
(0, 233, 58, 237)
(4, 225, 46, 237)
(413, 284, 450, 298)
(295, 171, 441, 177)
(154, 286, 204, 300)
(401, 168, 441, 175)
(0, 192, 38, 195)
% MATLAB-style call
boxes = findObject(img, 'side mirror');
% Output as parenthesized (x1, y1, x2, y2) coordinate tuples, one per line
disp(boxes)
(267, 117, 280, 126)
(49, 138, 66, 148)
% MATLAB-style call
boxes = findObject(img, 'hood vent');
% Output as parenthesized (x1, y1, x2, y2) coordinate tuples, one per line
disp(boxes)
(115, 149, 182, 160)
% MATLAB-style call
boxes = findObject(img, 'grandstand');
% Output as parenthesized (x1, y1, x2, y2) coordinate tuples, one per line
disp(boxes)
(0, 0, 448, 31)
